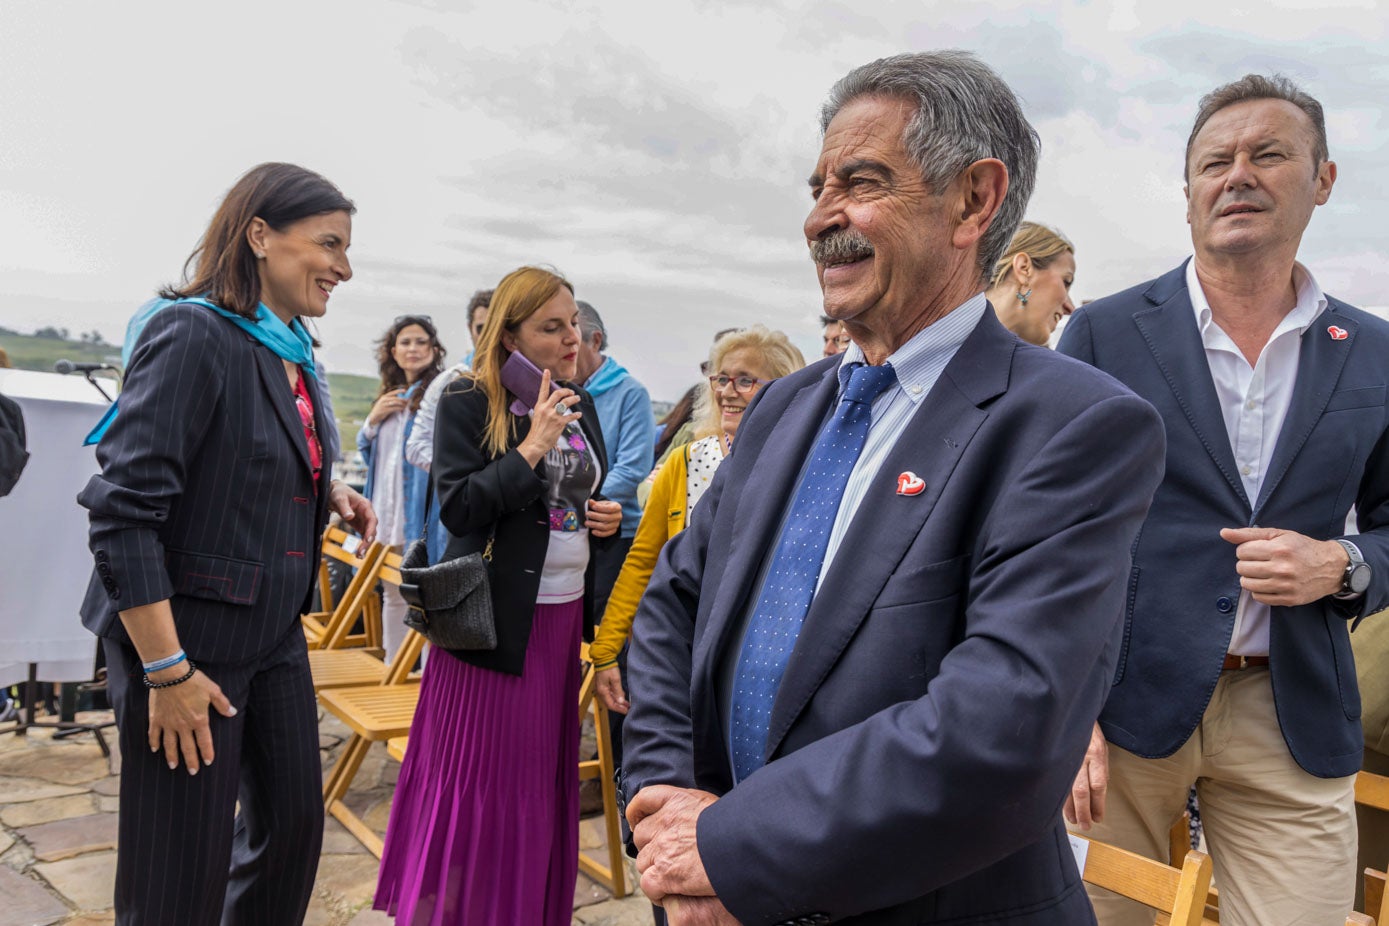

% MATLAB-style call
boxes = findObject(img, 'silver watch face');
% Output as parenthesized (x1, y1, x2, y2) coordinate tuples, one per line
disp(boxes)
(1349, 562, 1372, 595)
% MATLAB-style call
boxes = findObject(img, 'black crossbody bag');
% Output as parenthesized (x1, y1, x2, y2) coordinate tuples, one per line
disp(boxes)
(397, 480, 498, 651)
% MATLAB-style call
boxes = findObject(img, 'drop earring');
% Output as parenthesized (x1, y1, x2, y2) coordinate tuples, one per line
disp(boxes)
(1017, 288, 1032, 306)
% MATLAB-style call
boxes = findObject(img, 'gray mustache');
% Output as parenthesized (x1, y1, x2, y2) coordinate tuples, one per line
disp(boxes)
(810, 231, 875, 265)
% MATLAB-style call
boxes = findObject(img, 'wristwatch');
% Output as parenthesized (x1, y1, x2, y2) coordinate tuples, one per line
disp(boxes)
(1333, 538, 1371, 599)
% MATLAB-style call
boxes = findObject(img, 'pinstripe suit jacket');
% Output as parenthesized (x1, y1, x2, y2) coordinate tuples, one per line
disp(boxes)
(79, 302, 336, 664)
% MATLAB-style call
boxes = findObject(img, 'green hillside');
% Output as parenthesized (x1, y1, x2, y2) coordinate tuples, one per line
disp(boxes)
(0, 329, 379, 443)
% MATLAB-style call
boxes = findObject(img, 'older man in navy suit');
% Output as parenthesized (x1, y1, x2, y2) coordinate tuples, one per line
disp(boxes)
(1059, 75, 1389, 925)
(621, 52, 1167, 925)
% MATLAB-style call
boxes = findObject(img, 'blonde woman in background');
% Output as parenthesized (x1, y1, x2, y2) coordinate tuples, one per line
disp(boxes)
(593, 325, 805, 714)
(984, 221, 1076, 346)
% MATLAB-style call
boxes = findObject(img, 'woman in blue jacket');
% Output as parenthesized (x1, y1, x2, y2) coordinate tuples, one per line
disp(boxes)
(357, 315, 444, 660)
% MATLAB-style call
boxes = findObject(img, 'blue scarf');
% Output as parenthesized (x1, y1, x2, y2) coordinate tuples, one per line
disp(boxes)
(84, 298, 317, 445)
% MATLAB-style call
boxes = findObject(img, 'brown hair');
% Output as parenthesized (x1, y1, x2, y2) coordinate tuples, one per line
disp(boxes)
(467, 289, 493, 329)
(468, 266, 575, 457)
(161, 163, 355, 319)
(1185, 74, 1328, 181)
(988, 221, 1074, 288)
(374, 315, 445, 414)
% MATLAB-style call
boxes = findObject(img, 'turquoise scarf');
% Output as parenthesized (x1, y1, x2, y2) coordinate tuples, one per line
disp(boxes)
(84, 298, 317, 445)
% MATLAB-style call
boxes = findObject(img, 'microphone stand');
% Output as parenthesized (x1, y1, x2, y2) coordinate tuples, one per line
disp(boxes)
(82, 371, 115, 403)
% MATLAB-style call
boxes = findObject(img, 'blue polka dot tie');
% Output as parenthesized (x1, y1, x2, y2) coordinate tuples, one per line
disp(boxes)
(730, 361, 898, 780)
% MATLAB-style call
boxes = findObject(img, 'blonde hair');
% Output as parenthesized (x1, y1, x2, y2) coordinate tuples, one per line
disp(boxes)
(468, 266, 575, 457)
(692, 325, 806, 440)
(988, 221, 1074, 288)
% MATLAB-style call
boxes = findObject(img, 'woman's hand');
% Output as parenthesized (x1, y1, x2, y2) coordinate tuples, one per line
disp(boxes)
(366, 389, 408, 426)
(518, 369, 581, 467)
(147, 668, 237, 775)
(330, 480, 378, 545)
(595, 665, 629, 714)
(585, 499, 622, 538)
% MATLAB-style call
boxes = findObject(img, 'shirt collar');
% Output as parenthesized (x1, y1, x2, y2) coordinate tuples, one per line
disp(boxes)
(1186, 257, 1328, 345)
(837, 293, 987, 404)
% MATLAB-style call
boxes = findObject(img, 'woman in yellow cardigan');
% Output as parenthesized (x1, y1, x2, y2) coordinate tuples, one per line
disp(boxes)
(593, 325, 805, 712)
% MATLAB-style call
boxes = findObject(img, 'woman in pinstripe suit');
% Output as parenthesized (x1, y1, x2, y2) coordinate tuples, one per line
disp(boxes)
(78, 163, 376, 926)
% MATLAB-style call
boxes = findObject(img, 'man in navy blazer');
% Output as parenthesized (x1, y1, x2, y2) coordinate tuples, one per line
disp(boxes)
(1058, 75, 1389, 925)
(621, 52, 1166, 925)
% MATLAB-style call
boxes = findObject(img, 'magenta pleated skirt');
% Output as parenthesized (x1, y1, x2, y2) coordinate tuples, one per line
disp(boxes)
(373, 599, 582, 926)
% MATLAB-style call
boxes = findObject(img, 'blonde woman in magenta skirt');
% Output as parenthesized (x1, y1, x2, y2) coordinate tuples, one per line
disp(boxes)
(374, 266, 621, 925)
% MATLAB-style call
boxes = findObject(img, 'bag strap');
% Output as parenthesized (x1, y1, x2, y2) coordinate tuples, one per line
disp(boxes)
(421, 466, 494, 562)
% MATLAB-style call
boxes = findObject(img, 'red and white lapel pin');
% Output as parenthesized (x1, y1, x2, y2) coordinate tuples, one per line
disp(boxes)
(1328, 325, 1349, 341)
(896, 472, 925, 496)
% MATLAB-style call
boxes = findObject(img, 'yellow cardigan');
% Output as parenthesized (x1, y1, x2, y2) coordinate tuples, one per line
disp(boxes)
(589, 443, 694, 669)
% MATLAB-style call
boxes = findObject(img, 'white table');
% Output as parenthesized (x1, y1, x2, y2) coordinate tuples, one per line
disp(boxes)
(0, 369, 108, 687)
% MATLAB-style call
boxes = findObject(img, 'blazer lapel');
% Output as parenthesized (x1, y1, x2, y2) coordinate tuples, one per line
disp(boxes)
(1253, 308, 1357, 517)
(762, 312, 1010, 760)
(689, 370, 839, 716)
(252, 341, 313, 473)
(1132, 266, 1250, 510)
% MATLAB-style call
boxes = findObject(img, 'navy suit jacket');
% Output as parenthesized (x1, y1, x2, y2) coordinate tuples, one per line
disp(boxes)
(79, 302, 336, 665)
(1058, 262, 1389, 778)
(624, 308, 1167, 925)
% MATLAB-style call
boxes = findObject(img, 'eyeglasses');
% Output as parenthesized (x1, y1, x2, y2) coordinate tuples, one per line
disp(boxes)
(394, 314, 433, 326)
(708, 374, 772, 395)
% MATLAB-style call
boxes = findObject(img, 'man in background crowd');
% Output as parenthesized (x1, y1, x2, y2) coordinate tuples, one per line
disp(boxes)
(820, 314, 848, 357)
(574, 299, 655, 616)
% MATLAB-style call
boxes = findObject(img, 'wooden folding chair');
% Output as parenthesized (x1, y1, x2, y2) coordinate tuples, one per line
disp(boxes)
(376, 644, 629, 898)
(1074, 832, 1211, 926)
(1359, 770, 1389, 923)
(307, 548, 400, 690)
(578, 643, 627, 898)
(302, 526, 385, 651)
(319, 551, 425, 856)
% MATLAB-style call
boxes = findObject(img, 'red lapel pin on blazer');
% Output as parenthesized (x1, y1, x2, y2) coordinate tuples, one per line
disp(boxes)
(896, 472, 926, 496)
(1328, 325, 1349, 340)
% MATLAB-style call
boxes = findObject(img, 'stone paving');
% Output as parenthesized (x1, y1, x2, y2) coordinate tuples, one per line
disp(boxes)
(0, 708, 651, 926)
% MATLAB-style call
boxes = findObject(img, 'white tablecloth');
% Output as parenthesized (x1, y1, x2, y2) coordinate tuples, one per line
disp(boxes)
(0, 369, 107, 687)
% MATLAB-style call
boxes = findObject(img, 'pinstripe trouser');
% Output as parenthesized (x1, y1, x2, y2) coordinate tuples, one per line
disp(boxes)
(104, 623, 323, 926)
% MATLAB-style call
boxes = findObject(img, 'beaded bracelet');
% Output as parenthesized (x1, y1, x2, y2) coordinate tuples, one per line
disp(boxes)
(142, 649, 187, 673)
(143, 660, 198, 690)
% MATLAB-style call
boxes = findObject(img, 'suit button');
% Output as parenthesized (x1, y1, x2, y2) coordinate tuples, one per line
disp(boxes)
(95, 551, 109, 562)
(97, 563, 110, 575)
(1217, 596, 1234, 613)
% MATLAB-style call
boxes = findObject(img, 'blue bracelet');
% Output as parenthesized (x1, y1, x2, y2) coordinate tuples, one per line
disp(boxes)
(143, 650, 187, 673)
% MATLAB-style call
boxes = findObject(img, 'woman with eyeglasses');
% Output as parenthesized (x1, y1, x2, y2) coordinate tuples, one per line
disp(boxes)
(357, 314, 445, 660)
(592, 325, 804, 715)
(76, 163, 376, 924)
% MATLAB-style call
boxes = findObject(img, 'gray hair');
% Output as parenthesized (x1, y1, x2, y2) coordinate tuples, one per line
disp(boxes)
(575, 299, 607, 349)
(820, 51, 1040, 281)
(1185, 74, 1328, 181)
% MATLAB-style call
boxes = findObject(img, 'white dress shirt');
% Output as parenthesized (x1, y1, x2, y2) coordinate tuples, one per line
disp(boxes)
(1186, 258, 1327, 656)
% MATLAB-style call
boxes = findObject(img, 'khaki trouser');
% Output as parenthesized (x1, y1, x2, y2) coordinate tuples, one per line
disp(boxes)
(1073, 668, 1356, 926)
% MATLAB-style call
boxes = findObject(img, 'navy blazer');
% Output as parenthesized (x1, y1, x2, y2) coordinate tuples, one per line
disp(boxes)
(79, 303, 337, 664)
(432, 378, 610, 676)
(1058, 262, 1389, 779)
(624, 309, 1167, 925)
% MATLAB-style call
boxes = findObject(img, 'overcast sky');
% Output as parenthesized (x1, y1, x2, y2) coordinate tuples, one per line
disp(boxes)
(3, 0, 1387, 400)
